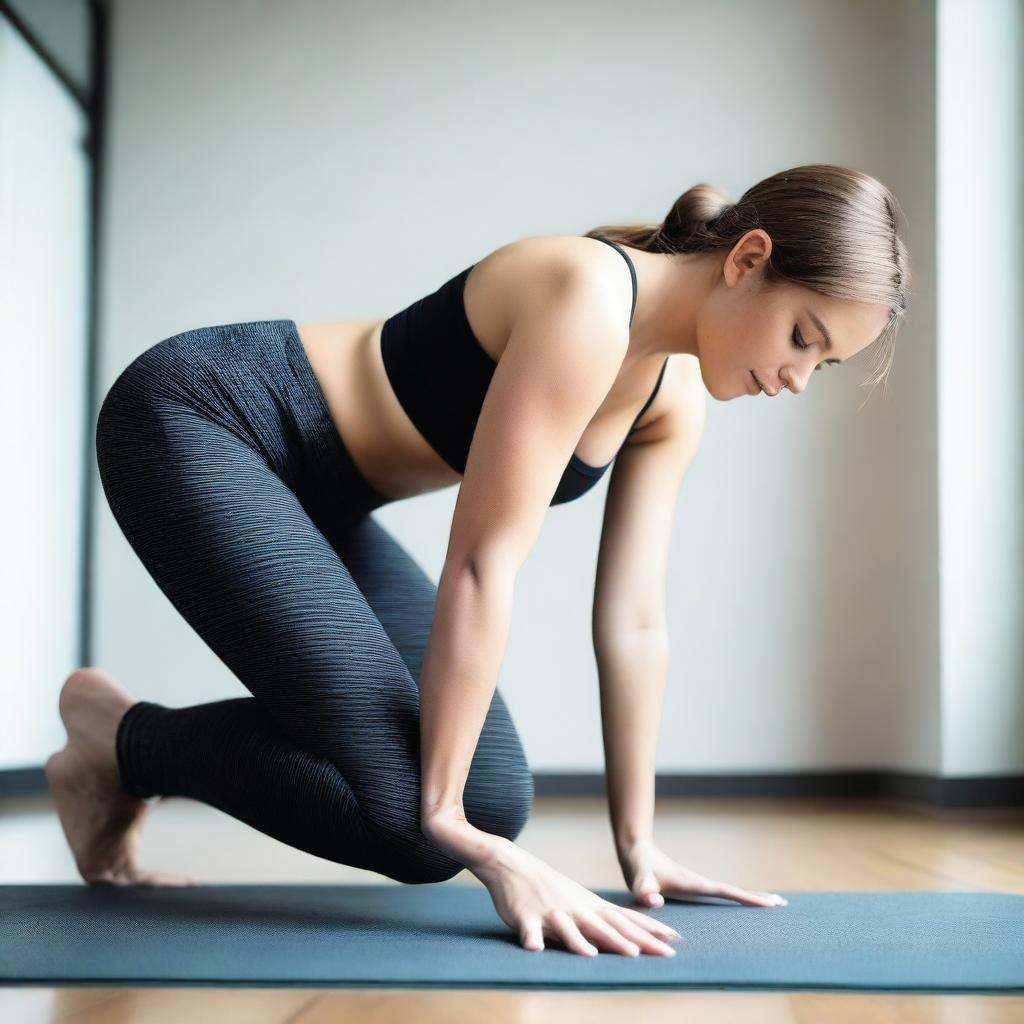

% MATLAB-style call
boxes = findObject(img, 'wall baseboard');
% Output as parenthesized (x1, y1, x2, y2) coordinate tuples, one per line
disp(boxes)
(2, 766, 1021, 809)
(532, 771, 1024, 808)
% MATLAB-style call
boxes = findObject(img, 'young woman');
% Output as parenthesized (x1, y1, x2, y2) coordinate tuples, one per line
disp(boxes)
(46, 163, 909, 958)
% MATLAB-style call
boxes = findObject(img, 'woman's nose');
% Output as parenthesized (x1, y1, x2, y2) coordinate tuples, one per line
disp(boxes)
(781, 369, 806, 395)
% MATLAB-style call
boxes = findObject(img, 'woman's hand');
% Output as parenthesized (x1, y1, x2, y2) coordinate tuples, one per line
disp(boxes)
(617, 838, 789, 909)
(475, 837, 683, 956)
(459, 833, 684, 957)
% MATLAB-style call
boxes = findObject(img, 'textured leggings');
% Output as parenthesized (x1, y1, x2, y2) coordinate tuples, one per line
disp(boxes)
(94, 319, 533, 884)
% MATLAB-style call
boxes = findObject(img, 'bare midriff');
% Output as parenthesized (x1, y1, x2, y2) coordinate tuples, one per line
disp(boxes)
(297, 317, 463, 501)
(295, 248, 675, 503)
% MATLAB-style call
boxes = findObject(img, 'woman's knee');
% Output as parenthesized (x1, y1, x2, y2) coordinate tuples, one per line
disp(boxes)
(388, 851, 465, 885)
(360, 821, 466, 884)
(355, 779, 532, 885)
(387, 777, 533, 884)
(464, 763, 534, 844)
(461, 698, 534, 844)
(495, 769, 534, 842)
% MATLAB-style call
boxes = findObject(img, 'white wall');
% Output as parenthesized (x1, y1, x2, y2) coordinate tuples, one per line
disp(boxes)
(0, 18, 90, 768)
(936, 0, 1024, 776)
(94, 0, 952, 775)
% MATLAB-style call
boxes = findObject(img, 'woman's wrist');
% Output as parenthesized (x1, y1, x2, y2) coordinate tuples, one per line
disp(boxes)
(614, 830, 656, 859)
(422, 809, 508, 874)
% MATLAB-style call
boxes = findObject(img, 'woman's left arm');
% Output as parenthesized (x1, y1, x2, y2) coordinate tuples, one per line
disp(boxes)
(593, 364, 703, 870)
(594, 367, 789, 911)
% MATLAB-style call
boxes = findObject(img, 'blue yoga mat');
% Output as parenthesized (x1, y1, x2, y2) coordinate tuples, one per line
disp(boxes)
(1, 884, 1020, 992)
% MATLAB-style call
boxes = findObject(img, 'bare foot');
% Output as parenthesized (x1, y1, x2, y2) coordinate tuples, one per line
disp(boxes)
(45, 668, 197, 887)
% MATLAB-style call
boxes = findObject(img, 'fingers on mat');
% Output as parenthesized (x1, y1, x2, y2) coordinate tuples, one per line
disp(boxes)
(546, 909, 598, 957)
(600, 908, 677, 956)
(578, 912, 641, 956)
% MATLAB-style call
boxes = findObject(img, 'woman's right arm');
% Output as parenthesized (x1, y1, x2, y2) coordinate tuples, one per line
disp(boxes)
(417, 554, 515, 867)
(418, 259, 626, 852)
(417, 549, 680, 959)
(414, 261, 682, 957)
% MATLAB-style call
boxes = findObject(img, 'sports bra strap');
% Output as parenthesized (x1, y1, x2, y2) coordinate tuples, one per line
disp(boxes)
(590, 235, 668, 431)
(630, 357, 670, 430)
(590, 235, 638, 325)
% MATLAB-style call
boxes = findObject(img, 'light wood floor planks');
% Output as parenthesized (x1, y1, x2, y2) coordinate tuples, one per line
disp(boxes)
(1, 792, 1021, 1022)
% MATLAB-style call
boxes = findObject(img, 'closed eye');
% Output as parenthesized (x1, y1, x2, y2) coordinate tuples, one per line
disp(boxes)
(793, 325, 840, 370)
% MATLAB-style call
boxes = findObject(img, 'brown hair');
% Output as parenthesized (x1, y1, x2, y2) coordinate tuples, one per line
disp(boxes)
(586, 164, 911, 408)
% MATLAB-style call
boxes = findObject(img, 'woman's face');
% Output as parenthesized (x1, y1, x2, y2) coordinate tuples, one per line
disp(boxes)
(694, 229, 892, 400)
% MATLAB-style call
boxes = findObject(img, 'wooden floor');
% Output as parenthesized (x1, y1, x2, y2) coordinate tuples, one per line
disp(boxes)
(1, 791, 1021, 1022)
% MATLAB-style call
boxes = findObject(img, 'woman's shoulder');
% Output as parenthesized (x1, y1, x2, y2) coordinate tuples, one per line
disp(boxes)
(466, 233, 636, 340)
(476, 232, 632, 286)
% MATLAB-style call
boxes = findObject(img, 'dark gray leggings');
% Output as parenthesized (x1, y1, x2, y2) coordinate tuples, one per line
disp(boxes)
(94, 319, 533, 884)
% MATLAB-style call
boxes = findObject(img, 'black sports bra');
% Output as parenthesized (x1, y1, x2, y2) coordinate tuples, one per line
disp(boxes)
(379, 235, 669, 506)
